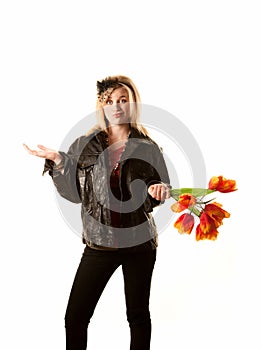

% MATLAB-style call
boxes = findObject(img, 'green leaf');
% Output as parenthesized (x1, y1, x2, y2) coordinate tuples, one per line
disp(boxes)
(170, 188, 215, 198)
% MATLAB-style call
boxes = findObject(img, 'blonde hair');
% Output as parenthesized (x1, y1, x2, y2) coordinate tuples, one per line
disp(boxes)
(87, 75, 149, 136)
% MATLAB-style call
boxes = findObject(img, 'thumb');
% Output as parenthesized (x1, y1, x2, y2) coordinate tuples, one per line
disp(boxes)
(37, 144, 47, 150)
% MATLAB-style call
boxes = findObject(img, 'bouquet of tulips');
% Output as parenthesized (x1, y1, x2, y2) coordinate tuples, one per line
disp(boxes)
(170, 176, 237, 241)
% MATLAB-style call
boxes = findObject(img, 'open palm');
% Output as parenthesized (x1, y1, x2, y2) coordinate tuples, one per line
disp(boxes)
(23, 144, 62, 164)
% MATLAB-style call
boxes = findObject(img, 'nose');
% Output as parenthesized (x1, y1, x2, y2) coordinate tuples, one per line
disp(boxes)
(112, 101, 121, 111)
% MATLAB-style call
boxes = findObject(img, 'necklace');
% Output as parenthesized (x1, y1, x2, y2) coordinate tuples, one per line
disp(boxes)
(109, 144, 126, 171)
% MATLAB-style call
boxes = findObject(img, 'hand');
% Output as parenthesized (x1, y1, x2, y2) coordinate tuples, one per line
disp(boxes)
(23, 144, 62, 164)
(148, 183, 171, 201)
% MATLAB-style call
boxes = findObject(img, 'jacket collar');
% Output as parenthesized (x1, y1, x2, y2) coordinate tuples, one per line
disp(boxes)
(89, 127, 153, 157)
(122, 127, 154, 161)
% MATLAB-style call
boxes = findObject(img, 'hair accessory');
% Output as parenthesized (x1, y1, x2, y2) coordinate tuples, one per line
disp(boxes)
(96, 78, 121, 102)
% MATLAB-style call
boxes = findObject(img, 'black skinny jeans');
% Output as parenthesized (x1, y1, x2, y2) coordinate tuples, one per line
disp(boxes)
(65, 244, 156, 350)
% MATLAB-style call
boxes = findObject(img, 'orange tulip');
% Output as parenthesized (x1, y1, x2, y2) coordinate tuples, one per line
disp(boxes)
(204, 202, 230, 227)
(199, 212, 217, 234)
(208, 176, 237, 193)
(195, 223, 219, 241)
(171, 193, 197, 213)
(174, 213, 195, 234)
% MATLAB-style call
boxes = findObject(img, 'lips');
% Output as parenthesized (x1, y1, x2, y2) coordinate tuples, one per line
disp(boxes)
(113, 112, 122, 117)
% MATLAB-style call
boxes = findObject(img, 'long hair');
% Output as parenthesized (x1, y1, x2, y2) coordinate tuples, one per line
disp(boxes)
(87, 75, 149, 136)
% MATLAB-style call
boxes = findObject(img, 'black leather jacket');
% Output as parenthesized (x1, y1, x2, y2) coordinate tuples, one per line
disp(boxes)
(44, 128, 170, 250)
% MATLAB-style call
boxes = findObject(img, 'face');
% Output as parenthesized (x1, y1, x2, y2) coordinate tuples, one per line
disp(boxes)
(103, 87, 130, 126)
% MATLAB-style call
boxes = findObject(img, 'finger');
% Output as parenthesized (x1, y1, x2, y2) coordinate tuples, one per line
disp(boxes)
(149, 187, 158, 199)
(37, 144, 47, 150)
(160, 189, 165, 201)
(23, 143, 30, 151)
(161, 187, 167, 201)
(165, 189, 171, 199)
(156, 185, 162, 200)
(23, 143, 34, 154)
(162, 186, 170, 199)
(158, 185, 169, 200)
(148, 185, 155, 195)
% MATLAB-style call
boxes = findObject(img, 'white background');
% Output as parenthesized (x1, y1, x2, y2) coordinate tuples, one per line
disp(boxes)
(1, 1, 261, 349)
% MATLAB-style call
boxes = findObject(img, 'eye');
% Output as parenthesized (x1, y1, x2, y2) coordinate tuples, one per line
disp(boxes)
(120, 98, 127, 104)
(106, 100, 113, 105)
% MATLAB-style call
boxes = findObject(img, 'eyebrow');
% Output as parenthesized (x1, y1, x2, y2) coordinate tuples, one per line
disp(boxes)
(108, 95, 128, 99)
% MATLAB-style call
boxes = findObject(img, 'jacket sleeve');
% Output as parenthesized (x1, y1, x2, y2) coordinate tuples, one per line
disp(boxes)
(144, 144, 171, 211)
(42, 137, 85, 204)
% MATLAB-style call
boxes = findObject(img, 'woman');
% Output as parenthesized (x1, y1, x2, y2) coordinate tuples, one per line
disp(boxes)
(23, 75, 170, 350)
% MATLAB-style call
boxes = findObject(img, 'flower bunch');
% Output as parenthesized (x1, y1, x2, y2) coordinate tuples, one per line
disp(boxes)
(170, 176, 237, 241)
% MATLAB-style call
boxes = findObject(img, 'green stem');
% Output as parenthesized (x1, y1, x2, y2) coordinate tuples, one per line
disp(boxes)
(190, 206, 201, 217)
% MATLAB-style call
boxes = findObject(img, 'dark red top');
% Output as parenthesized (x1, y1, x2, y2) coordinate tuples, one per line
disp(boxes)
(108, 145, 125, 228)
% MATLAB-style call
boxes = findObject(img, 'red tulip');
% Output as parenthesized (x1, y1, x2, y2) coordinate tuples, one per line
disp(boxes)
(204, 202, 230, 227)
(199, 212, 217, 234)
(174, 213, 195, 234)
(195, 223, 219, 241)
(171, 193, 197, 213)
(208, 176, 237, 193)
